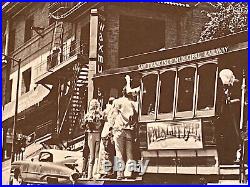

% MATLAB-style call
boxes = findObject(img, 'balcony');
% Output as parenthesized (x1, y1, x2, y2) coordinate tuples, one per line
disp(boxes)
(35, 41, 89, 85)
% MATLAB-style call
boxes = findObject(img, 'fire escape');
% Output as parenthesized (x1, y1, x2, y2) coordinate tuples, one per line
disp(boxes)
(34, 3, 89, 150)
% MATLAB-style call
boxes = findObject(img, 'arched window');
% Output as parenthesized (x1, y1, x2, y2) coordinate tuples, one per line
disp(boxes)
(141, 73, 158, 121)
(158, 70, 176, 119)
(176, 66, 196, 117)
(196, 63, 217, 116)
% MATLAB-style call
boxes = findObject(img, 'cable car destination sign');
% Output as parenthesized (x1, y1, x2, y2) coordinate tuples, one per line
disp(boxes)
(138, 47, 228, 71)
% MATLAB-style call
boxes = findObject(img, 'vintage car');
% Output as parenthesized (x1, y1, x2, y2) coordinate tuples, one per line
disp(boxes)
(9, 149, 83, 184)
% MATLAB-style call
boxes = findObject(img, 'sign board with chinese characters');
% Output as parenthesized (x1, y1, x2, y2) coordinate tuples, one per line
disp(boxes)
(147, 119, 203, 150)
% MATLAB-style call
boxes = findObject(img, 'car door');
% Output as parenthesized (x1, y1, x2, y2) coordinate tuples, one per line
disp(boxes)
(38, 152, 54, 183)
(25, 161, 42, 183)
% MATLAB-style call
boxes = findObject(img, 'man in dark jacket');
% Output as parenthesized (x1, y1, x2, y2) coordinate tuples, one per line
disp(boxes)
(216, 69, 241, 164)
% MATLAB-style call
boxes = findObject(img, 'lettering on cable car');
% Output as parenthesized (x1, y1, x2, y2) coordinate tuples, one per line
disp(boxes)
(138, 47, 228, 70)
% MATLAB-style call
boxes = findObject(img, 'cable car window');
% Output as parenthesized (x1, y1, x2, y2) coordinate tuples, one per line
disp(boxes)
(177, 67, 196, 115)
(197, 63, 217, 116)
(158, 70, 176, 119)
(141, 73, 158, 120)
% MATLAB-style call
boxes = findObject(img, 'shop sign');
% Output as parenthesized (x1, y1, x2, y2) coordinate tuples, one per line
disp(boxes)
(138, 47, 228, 70)
(6, 128, 13, 144)
(97, 11, 105, 73)
(147, 119, 203, 150)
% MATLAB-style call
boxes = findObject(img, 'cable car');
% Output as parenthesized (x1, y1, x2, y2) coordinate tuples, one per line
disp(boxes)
(92, 32, 248, 184)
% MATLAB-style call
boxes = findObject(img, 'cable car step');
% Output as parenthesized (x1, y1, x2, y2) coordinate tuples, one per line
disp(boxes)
(219, 164, 248, 175)
(78, 176, 143, 183)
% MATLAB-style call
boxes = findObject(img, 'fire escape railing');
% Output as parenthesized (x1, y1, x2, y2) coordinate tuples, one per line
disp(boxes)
(58, 62, 82, 134)
(35, 41, 89, 78)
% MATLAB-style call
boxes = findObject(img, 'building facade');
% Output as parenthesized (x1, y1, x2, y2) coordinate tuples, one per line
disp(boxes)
(2, 2, 248, 184)
(2, 2, 210, 159)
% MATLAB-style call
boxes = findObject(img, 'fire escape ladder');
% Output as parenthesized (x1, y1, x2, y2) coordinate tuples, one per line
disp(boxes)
(48, 20, 64, 69)
(58, 63, 88, 141)
(68, 66, 88, 138)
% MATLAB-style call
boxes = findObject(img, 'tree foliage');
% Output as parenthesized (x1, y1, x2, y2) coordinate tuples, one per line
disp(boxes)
(200, 2, 248, 41)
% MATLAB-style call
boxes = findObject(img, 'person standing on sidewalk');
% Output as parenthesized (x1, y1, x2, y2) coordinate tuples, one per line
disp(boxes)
(83, 99, 103, 179)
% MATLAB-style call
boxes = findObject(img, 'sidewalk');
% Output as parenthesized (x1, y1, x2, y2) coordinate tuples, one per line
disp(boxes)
(2, 159, 11, 185)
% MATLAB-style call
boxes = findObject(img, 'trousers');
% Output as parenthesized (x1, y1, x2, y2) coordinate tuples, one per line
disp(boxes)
(87, 132, 100, 178)
(113, 129, 134, 178)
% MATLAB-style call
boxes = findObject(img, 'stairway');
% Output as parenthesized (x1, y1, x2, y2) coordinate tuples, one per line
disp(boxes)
(219, 164, 248, 183)
(67, 66, 88, 138)
(57, 63, 88, 145)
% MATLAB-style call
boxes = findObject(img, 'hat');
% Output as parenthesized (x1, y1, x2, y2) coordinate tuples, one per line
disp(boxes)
(109, 97, 115, 102)
(219, 69, 238, 86)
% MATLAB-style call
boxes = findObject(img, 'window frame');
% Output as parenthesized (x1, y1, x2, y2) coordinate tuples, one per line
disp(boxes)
(6, 79, 13, 104)
(195, 60, 218, 117)
(175, 64, 197, 119)
(21, 68, 32, 95)
(157, 68, 177, 120)
(9, 29, 16, 53)
(138, 58, 219, 121)
(139, 71, 159, 122)
(24, 16, 34, 43)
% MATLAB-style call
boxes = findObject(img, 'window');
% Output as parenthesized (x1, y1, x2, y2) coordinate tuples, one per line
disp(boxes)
(176, 66, 196, 117)
(6, 79, 12, 103)
(197, 63, 217, 116)
(9, 29, 16, 53)
(21, 68, 31, 95)
(119, 16, 165, 66)
(47, 49, 60, 70)
(158, 70, 176, 119)
(69, 39, 76, 57)
(24, 16, 34, 42)
(141, 73, 158, 121)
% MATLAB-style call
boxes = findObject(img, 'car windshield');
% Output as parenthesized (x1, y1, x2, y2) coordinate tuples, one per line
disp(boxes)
(39, 152, 53, 162)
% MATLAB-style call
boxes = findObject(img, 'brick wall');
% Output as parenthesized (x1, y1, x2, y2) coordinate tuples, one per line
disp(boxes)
(104, 5, 182, 69)
(103, 4, 210, 69)
(10, 3, 74, 73)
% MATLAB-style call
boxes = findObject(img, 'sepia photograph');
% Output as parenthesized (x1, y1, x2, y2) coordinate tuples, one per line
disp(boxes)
(1, 2, 248, 185)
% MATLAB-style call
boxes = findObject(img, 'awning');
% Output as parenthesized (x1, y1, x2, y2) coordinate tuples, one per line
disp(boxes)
(2, 85, 50, 121)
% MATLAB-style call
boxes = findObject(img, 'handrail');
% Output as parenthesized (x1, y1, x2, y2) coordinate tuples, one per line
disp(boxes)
(58, 62, 85, 134)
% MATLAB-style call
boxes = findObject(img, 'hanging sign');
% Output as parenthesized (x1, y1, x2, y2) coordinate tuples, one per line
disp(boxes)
(96, 10, 105, 73)
(147, 119, 203, 150)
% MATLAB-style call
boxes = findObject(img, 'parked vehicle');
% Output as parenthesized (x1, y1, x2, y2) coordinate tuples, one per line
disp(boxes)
(9, 149, 82, 184)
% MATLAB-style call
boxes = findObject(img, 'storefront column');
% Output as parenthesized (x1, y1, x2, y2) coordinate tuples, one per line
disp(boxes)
(88, 8, 105, 103)
(88, 9, 98, 103)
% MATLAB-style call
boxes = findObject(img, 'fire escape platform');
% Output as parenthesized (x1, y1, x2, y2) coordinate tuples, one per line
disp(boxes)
(35, 54, 87, 85)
